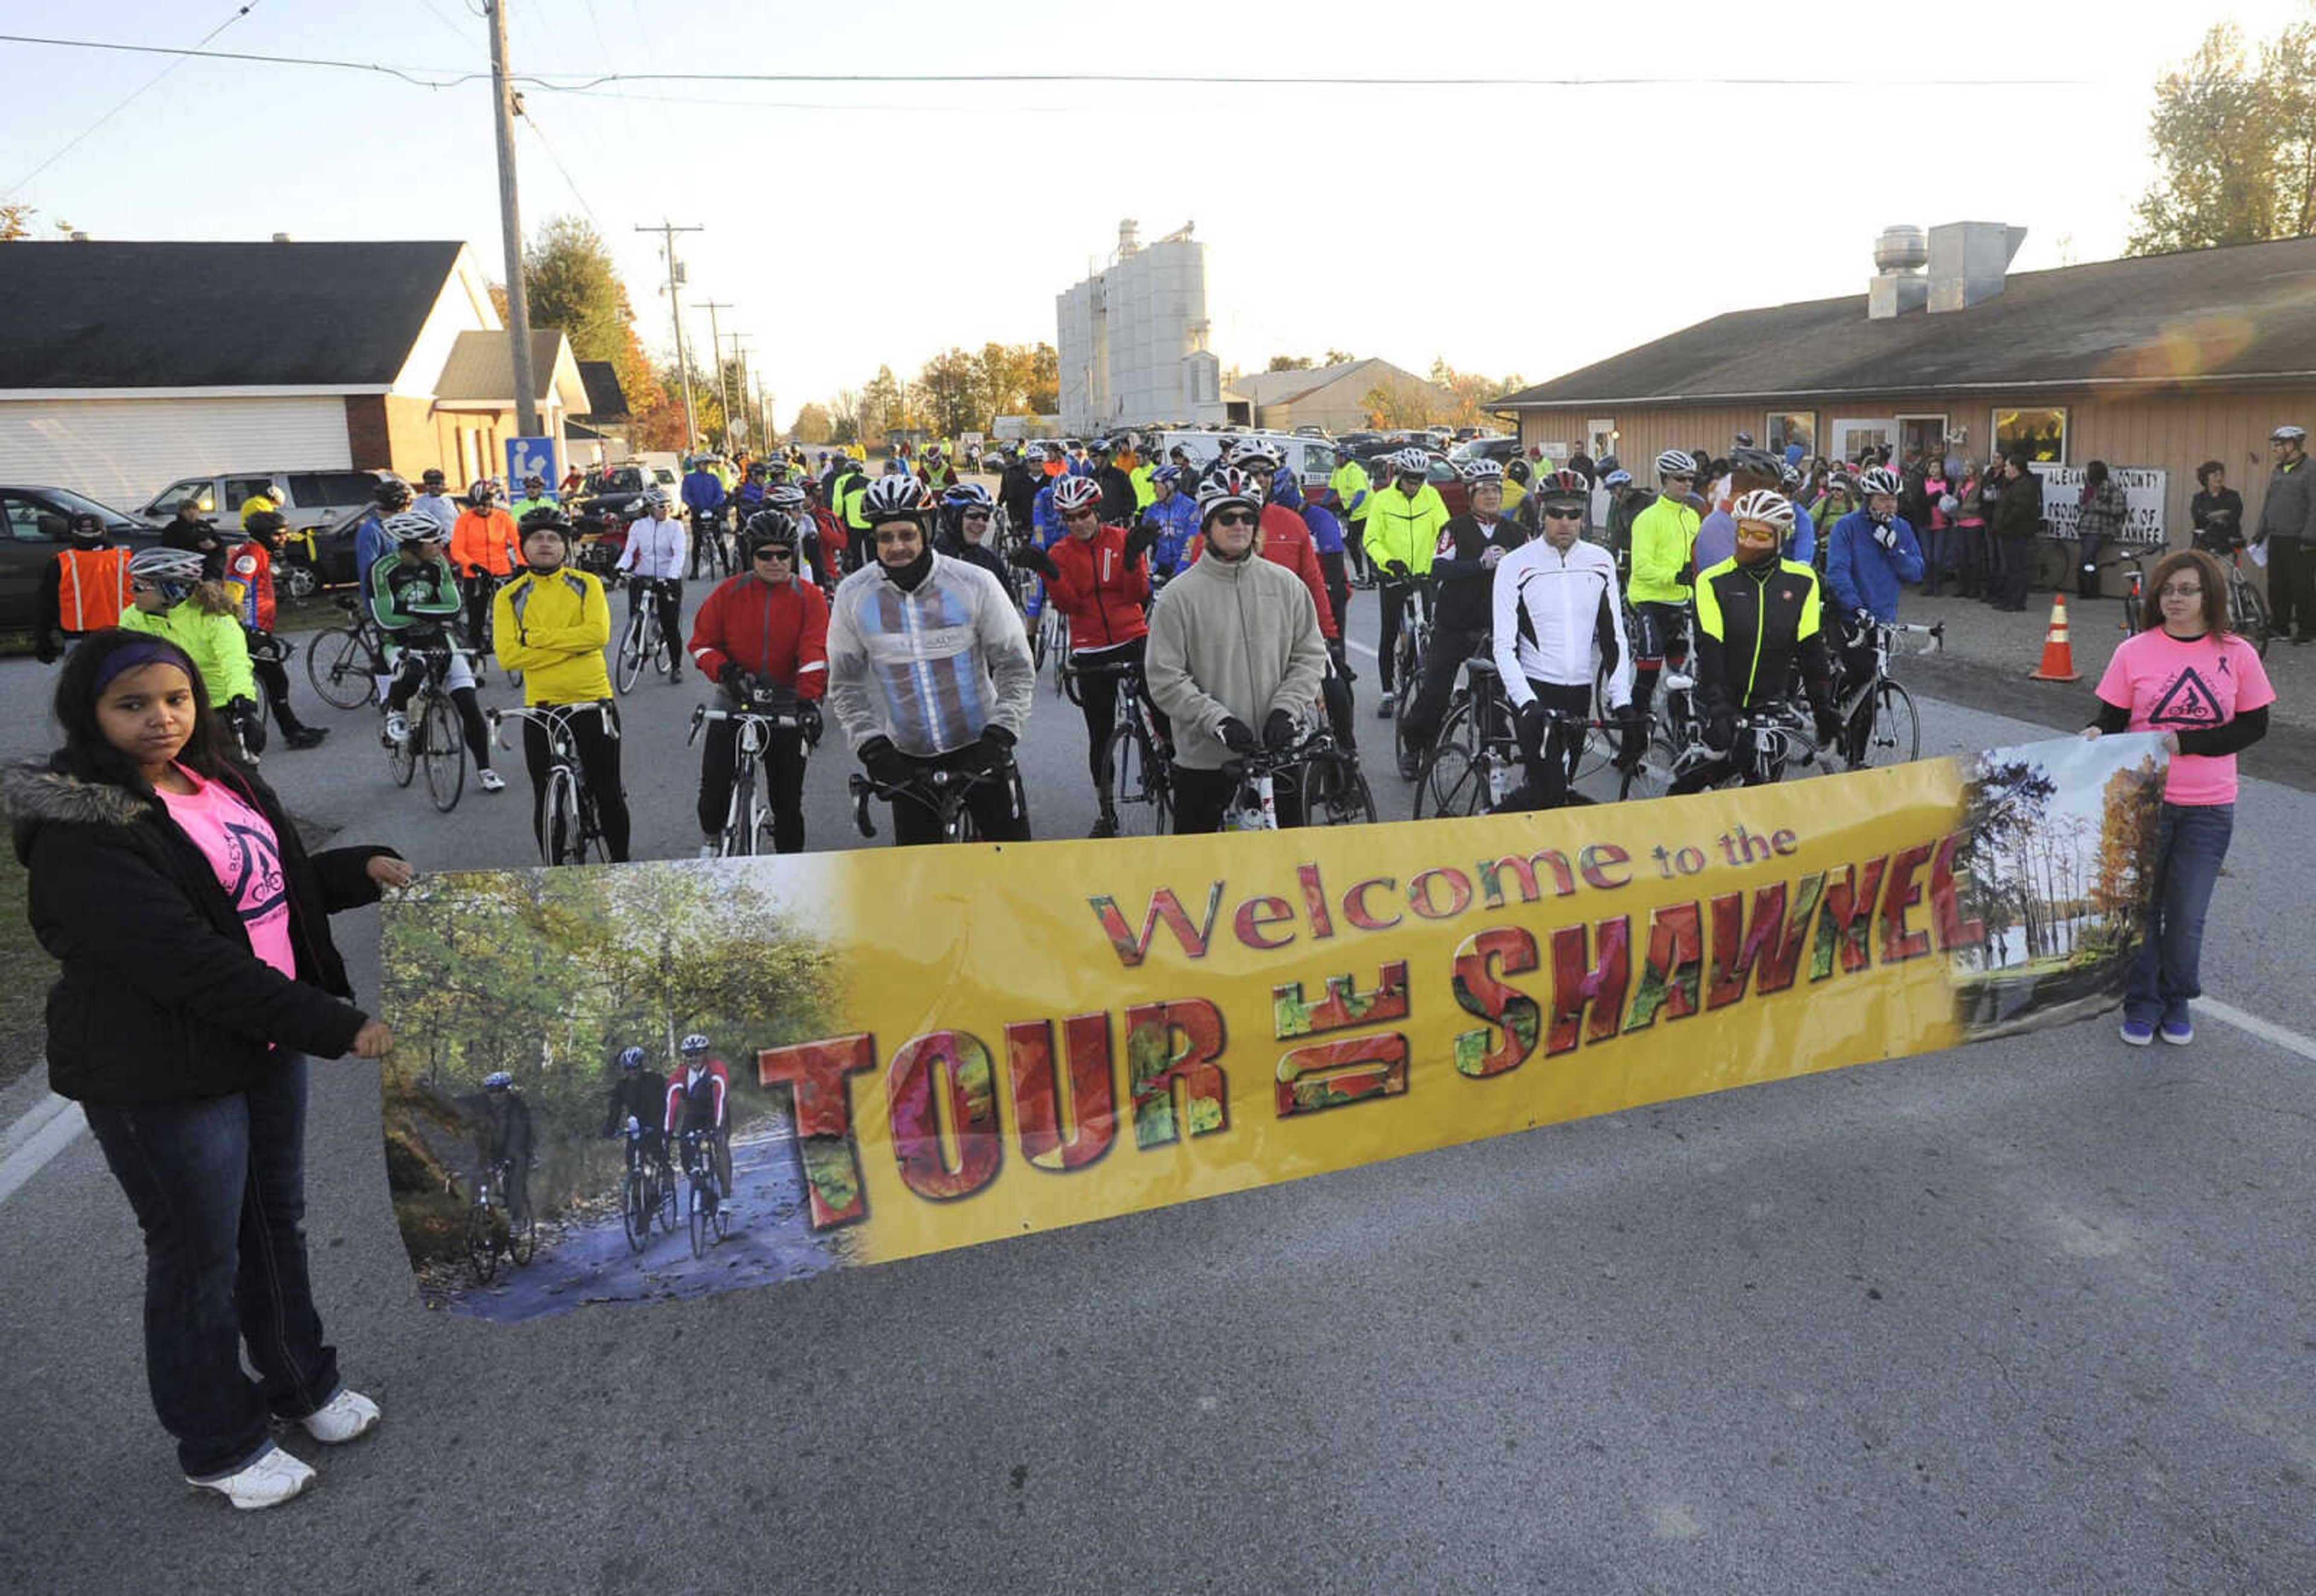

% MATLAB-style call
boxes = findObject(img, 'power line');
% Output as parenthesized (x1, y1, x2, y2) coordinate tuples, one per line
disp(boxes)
(4, 6, 270, 199)
(409, 0, 477, 45)
(514, 105, 604, 234)
(0, 36, 2106, 90)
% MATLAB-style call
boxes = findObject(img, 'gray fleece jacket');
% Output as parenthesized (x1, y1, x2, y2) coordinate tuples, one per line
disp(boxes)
(1144, 544, 1329, 771)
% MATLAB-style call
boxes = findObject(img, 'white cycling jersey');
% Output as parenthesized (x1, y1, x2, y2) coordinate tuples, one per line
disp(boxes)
(615, 517, 688, 581)
(1490, 537, 1634, 710)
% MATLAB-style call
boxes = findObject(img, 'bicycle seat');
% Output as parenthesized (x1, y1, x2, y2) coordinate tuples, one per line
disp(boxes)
(1461, 656, 1501, 680)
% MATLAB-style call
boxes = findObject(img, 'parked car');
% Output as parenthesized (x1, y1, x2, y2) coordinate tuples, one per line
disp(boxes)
(1344, 449, 1469, 520)
(0, 485, 163, 631)
(135, 468, 399, 538)
(1153, 429, 1340, 499)
(1448, 435, 1522, 465)
(574, 459, 683, 523)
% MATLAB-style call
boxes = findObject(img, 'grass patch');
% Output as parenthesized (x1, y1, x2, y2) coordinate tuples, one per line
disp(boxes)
(0, 847, 56, 1092)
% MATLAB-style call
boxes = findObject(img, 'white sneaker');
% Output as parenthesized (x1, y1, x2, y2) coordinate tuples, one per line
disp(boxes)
(299, 1387, 381, 1445)
(697, 841, 720, 859)
(477, 768, 507, 793)
(186, 1443, 315, 1510)
(383, 711, 410, 746)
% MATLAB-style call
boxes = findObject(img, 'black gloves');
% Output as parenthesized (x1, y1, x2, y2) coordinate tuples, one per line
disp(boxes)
(1814, 705, 1845, 749)
(34, 634, 60, 665)
(1385, 560, 1412, 580)
(1613, 702, 1648, 764)
(1218, 716, 1259, 755)
(1514, 699, 1546, 751)
(718, 660, 752, 691)
(1007, 543, 1057, 579)
(1262, 709, 1298, 751)
(799, 701, 823, 747)
(1705, 710, 1737, 752)
(967, 723, 1016, 774)
(858, 734, 911, 789)
(1122, 523, 1160, 564)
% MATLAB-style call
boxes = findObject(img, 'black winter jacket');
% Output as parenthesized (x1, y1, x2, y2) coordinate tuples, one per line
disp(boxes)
(8, 755, 397, 1103)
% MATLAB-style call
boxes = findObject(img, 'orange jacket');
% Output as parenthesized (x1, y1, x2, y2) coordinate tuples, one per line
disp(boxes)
(450, 508, 520, 578)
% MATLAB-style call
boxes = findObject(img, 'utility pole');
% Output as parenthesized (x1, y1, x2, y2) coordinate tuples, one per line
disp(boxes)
(722, 332, 754, 448)
(486, 1, 539, 437)
(635, 221, 702, 448)
(697, 300, 736, 448)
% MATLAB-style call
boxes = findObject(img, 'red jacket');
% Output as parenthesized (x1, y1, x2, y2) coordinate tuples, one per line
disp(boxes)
(687, 572, 831, 696)
(1046, 523, 1150, 651)
(224, 540, 274, 631)
(1189, 505, 1338, 639)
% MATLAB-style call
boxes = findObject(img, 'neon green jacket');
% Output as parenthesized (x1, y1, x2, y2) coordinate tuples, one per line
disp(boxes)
(1360, 482, 1449, 575)
(119, 602, 255, 707)
(1627, 495, 1701, 604)
(1130, 462, 1156, 513)
(1329, 458, 1373, 523)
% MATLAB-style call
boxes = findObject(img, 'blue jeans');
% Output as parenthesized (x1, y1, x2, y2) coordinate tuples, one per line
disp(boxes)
(2124, 802, 2234, 1027)
(83, 1055, 342, 1478)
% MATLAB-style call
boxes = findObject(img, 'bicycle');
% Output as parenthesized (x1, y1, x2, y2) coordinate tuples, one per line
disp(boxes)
(1672, 703, 1823, 792)
(236, 627, 295, 761)
(617, 1117, 677, 1254)
(1830, 619, 1940, 770)
(615, 575, 682, 695)
(305, 593, 390, 710)
(1087, 659, 1174, 836)
(465, 1156, 535, 1284)
(1292, 723, 1378, 827)
(678, 1128, 730, 1260)
(2200, 539, 2273, 657)
(2104, 549, 2154, 635)
(1383, 576, 1434, 776)
(1417, 666, 1645, 816)
(1040, 605, 1072, 699)
(487, 701, 622, 865)
(849, 760, 1018, 845)
(382, 643, 476, 813)
(686, 687, 812, 856)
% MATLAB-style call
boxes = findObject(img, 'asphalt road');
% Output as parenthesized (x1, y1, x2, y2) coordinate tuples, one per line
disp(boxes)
(1, 569, 2312, 1594)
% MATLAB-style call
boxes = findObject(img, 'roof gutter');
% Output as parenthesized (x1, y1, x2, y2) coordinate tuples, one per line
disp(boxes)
(0, 385, 394, 400)
(1496, 370, 2316, 408)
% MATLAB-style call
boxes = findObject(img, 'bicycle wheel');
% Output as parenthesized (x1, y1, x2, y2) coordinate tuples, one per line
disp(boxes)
(615, 613, 647, 695)
(466, 1199, 498, 1284)
(689, 1179, 709, 1258)
(306, 626, 374, 710)
(653, 611, 674, 677)
(1576, 663, 1619, 782)
(1619, 728, 1678, 802)
(1864, 681, 1920, 766)
(2233, 574, 2272, 658)
(508, 1198, 536, 1266)
(544, 768, 581, 865)
(1312, 759, 1376, 826)
(386, 705, 417, 787)
(1413, 743, 1487, 819)
(1103, 724, 1170, 836)
(422, 692, 464, 812)
(721, 766, 757, 857)
(751, 781, 776, 856)
(622, 1169, 648, 1254)
(657, 1167, 679, 1232)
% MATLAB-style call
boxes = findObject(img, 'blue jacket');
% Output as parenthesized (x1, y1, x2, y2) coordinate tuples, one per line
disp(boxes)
(1031, 480, 1063, 546)
(1302, 500, 1346, 555)
(681, 470, 725, 514)
(353, 511, 394, 588)
(1144, 493, 1201, 574)
(733, 481, 767, 516)
(1826, 509, 1925, 621)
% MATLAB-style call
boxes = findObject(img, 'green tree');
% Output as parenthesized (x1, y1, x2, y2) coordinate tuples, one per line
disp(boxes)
(1024, 344, 1060, 416)
(1429, 359, 1526, 429)
(1322, 349, 1356, 366)
(1266, 354, 1315, 372)
(1362, 378, 1442, 429)
(522, 215, 669, 431)
(2128, 15, 2316, 254)
(917, 347, 982, 435)
(792, 402, 834, 444)
(859, 365, 905, 445)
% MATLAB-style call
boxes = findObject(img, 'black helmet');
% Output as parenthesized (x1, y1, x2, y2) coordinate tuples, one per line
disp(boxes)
(743, 508, 798, 551)
(373, 478, 413, 510)
(243, 509, 288, 538)
(66, 511, 104, 543)
(1729, 446, 1782, 482)
(517, 503, 573, 540)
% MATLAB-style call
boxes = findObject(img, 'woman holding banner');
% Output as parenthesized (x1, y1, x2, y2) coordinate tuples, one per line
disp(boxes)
(2082, 549, 2274, 1047)
(8, 630, 407, 1510)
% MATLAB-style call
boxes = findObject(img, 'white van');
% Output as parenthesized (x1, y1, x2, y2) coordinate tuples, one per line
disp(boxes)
(1153, 429, 1340, 496)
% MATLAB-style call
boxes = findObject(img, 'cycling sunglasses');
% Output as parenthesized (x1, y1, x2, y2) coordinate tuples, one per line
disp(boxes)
(1210, 510, 1258, 527)
(1540, 505, 1586, 521)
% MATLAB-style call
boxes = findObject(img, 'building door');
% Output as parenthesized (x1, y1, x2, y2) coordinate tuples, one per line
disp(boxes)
(1830, 418, 1895, 464)
(1897, 414, 1949, 467)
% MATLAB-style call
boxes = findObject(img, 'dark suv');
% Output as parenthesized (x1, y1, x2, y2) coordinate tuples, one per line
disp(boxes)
(0, 486, 162, 631)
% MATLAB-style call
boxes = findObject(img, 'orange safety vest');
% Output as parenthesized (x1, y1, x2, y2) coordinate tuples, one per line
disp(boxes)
(55, 547, 133, 631)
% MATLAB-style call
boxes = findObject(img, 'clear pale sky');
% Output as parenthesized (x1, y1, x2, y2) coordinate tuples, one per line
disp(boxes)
(2, 1, 2302, 428)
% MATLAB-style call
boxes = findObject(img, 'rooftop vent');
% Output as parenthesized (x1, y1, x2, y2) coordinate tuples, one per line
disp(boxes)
(1868, 226, 1928, 320)
(271, 232, 293, 243)
(1928, 221, 2028, 313)
(1117, 219, 1141, 257)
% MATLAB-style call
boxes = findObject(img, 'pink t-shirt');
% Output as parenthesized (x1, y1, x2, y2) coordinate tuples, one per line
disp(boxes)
(157, 766, 296, 979)
(2094, 628, 2274, 805)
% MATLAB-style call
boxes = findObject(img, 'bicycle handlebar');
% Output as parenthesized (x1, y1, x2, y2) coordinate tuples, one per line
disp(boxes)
(847, 763, 1005, 838)
(486, 699, 619, 753)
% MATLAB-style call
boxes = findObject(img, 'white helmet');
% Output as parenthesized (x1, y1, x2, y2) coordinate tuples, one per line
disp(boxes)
(385, 511, 451, 544)
(1390, 447, 1432, 477)
(128, 546, 207, 584)
(1196, 467, 1266, 529)
(1655, 449, 1698, 478)
(860, 475, 925, 522)
(1230, 440, 1282, 472)
(1730, 488, 1796, 531)
(1460, 459, 1505, 484)
(1858, 467, 1903, 498)
(2271, 424, 2306, 443)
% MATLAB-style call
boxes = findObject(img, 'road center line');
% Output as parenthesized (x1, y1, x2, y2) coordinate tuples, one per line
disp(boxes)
(0, 1093, 85, 1208)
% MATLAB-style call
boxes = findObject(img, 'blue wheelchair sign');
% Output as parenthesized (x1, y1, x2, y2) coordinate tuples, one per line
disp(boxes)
(505, 437, 558, 490)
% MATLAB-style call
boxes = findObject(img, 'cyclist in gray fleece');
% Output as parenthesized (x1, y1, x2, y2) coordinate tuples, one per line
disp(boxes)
(1145, 468, 1330, 831)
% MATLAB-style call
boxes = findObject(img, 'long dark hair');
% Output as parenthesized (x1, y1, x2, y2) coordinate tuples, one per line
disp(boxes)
(52, 628, 234, 790)
(2140, 549, 2230, 637)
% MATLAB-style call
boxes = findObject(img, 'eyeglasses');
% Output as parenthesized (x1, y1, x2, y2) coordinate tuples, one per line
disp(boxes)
(753, 547, 794, 562)
(963, 511, 990, 521)
(1211, 511, 1258, 527)
(1063, 508, 1099, 523)
(1540, 506, 1585, 521)
(2157, 584, 2202, 598)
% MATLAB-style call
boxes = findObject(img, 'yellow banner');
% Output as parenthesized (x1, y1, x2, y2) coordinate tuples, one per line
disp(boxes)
(381, 734, 2166, 1319)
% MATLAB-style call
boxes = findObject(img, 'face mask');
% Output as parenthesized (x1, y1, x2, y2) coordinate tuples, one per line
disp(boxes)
(882, 541, 935, 591)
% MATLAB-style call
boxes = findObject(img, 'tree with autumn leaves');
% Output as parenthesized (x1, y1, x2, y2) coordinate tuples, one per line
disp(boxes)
(2130, 11, 2316, 254)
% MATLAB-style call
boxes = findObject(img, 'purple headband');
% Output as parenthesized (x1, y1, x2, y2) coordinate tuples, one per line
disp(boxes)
(92, 637, 197, 694)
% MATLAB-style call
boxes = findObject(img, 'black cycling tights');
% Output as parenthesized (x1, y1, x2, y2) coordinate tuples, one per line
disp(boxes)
(522, 704, 631, 862)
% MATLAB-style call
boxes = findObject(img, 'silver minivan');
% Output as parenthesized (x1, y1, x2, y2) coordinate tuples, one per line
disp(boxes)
(135, 468, 399, 535)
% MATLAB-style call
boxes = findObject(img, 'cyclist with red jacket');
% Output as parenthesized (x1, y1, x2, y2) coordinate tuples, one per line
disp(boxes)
(663, 1033, 732, 1199)
(1005, 475, 1165, 835)
(687, 510, 829, 856)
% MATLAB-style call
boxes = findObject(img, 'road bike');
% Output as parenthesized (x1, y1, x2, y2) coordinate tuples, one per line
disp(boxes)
(1292, 724, 1377, 827)
(1382, 576, 1434, 777)
(1830, 619, 1940, 770)
(849, 759, 1020, 845)
(305, 593, 390, 710)
(2104, 549, 2154, 635)
(1087, 659, 1173, 836)
(1040, 606, 1072, 699)
(678, 1128, 730, 1260)
(1671, 703, 1823, 793)
(686, 687, 812, 856)
(618, 1118, 677, 1254)
(1416, 658, 1650, 816)
(2198, 538, 2274, 656)
(614, 575, 682, 695)
(487, 701, 622, 865)
(382, 643, 476, 812)
(465, 1156, 535, 1284)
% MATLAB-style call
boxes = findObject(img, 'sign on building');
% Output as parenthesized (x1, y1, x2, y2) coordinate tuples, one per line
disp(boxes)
(505, 436, 558, 491)
(2031, 464, 2166, 544)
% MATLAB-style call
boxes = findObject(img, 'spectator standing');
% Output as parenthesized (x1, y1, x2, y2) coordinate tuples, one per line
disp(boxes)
(1952, 459, 1987, 598)
(2253, 424, 2316, 642)
(413, 469, 460, 536)
(2074, 460, 2127, 599)
(1987, 450, 2042, 611)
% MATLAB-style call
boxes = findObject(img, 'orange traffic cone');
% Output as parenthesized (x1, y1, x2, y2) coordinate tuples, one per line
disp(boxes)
(2029, 592, 2081, 683)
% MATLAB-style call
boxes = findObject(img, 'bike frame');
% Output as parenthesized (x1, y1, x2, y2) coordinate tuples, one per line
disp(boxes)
(487, 701, 621, 864)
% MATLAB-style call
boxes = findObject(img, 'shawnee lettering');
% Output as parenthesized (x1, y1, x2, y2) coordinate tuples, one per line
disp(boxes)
(758, 832, 1980, 1234)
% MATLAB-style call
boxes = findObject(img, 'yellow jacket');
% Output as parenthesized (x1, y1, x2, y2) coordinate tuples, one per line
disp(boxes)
(493, 566, 613, 705)
(119, 602, 255, 707)
(1361, 482, 1449, 575)
(1627, 496, 1701, 604)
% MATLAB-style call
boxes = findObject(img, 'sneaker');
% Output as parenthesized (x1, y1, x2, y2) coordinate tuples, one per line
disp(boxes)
(697, 842, 720, 860)
(299, 1387, 381, 1445)
(186, 1443, 315, 1510)
(383, 711, 410, 746)
(2159, 1016, 2194, 1046)
(284, 726, 329, 751)
(1089, 812, 1119, 839)
(1376, 692, 1396, 719)
(477, 768, 507, 793)
(2119, 1018, 2155, 1047)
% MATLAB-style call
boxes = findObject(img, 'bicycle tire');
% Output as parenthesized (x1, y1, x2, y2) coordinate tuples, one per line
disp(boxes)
(1619, 729, 1678, 802)
(1413, 743, 1486, 819)
(1577, 663, 1619, 782)
(622, 1169, 648, 1253)
(615, 613, 647, 695)
(657, 1168, 679, 1233)
(2233, 574, 2272, 658)
(1867, 680, 1920, 766)
(508, 1200, 536, 1266)
(653, 610, 673, 676)
(1101, 724, 1169, 836)
(544, 767, 581, 865)
(307, 626, 375, 710)
(386, 705, 417, 787)
(721, 766, 757, 857)
(1313, 759, 1376, 826)
(466, 1199, 497, 1284)
(689, 1181, 709, 1258)
(422, 691, 464, 812)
